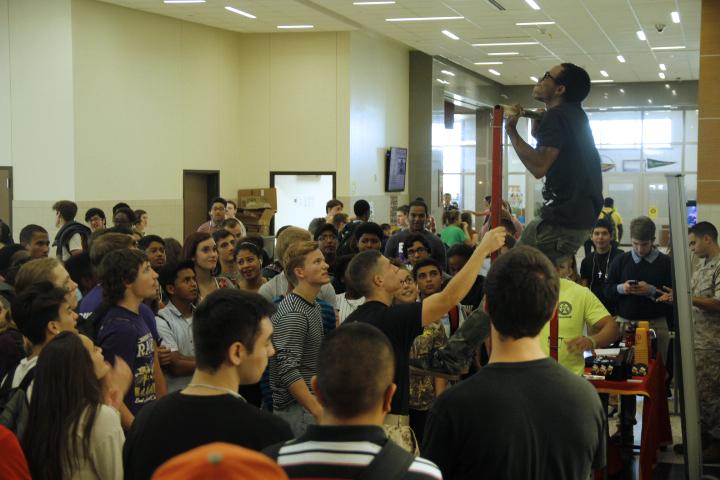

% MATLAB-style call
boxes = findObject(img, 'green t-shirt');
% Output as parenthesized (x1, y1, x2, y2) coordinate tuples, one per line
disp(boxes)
(540, 279, 609, 376)
(440, 225, 467, 247)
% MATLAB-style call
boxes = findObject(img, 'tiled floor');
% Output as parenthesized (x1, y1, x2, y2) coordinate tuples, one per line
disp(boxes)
(605, 396, 720, 479)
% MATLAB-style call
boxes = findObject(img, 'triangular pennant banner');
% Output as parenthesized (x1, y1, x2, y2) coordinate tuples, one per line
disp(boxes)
(646, 158, 677, 169)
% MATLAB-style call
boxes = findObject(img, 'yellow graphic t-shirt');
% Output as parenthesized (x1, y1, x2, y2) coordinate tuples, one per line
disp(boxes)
(540, 279, 610, 375)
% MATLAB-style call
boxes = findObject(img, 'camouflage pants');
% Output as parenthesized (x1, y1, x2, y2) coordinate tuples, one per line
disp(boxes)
(696, 349, 720, 439)
(517, 218, 590, 265)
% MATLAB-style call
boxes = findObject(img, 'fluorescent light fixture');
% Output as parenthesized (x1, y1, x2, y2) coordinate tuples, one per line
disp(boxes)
(600, 70, 609, 77)
(672, 89, 677, 96)
(440, 70, 455, 76)
(386, 16, 463, 22)
(353, 1, 395, 4)
(636, 30, 646, 41)
(671, 11, 680, 23)
(665, 83, 671, 89)
(591, 79, 614, 83)
(659, 63, 667, 71)
(525, 0, 541, 10)
(442, 30, 460, 40)
(472, 41, 538, 46)
(659, 72, 666, 79)
(651, 45, 685, 50)
(515, 21, 554, 26)
(164, 0, 205, 3)
(617, 55, 626, 63)
(488, 52, 519, 56)
(619, 88, 625, 93)
(530, 75, 539, 82)
(488, 69, 501, 76)
(224, 6, 256, 18)
(277, 25, 314, 29)
(436, 78, 450, 85)
(474, 61, 503, 65)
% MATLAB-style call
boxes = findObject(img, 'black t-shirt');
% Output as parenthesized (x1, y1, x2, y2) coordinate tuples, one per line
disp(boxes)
(536, 102, 603, 229)
(580, 246, 624, 315)
(123, 392, 293, 480)
(423, 358, 605, 480)
(344, 301, 423, 415)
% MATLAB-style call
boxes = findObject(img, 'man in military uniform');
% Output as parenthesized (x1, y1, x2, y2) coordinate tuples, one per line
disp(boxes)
(659, 221, 720, 463)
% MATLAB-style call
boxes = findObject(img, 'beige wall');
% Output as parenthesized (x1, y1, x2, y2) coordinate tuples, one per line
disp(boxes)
(1, 0, 410, 239)
(347, 30, 410, 222)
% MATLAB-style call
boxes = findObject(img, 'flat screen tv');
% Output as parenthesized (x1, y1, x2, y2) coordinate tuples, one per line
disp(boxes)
(385, 147, 407, 192)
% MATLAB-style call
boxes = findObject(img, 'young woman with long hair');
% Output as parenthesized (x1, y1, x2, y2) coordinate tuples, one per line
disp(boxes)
(23, 332, 127, 480)
(182, 232, 232, 301)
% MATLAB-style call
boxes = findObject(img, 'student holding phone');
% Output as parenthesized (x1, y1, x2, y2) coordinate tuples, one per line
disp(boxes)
(604, 216, 672, 444)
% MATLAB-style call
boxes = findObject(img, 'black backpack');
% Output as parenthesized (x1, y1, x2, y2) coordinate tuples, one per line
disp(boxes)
(0, 365, 36, 441)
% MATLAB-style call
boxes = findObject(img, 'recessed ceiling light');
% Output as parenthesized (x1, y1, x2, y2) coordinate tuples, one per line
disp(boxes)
(353, 1, 395, 4)
(386, 16, 464, 22)
(671, 11, 680, 23)
(488, 52, 519, 56)
(665, 83, 671, 89)
(659, 72, 666, 79)
(617, 55, 626, 63)
(436, 78, 450, 85)
(515, 21, 554, 26)
(525, 0, 541, 10)
(224, 6, 255, 18)
(636, 30, 646, 41)
(659, 63, 667, 71)
(648, 99, 653, 104)
(474, 61, 503, 65)
(530, 75, 539, 82)
(672, 90, 677, 96)
(442, 30, 459, 40)
(488, 69, 501, 76)
(277, 25, 314, 29)
(440, 70, 455, 76)
(600, 70, 609, 77)
(591, 79, 614, 83)
(472, 42, 539, 46)
(163, 0, 205, 3)
(651, 46, 685, 50)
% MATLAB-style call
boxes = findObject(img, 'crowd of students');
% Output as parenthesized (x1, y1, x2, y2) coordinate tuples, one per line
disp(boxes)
(0, 188, 717, 479)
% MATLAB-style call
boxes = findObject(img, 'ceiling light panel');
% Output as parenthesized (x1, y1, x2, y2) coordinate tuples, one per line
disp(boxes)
(224, 6, 255, 18)
(386, 16, 464, 22)
(671, 11, 680, 23)
(636, 30, 646, 41)
(525, 0, 541, 10)
(442, 30, 459, 40)
(472, 42, 539, 47)
(515, 21, 554, 26)
(487, 52, 519, 56)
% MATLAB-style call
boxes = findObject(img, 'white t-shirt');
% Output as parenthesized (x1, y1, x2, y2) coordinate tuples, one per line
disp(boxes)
(60, 233, 83, 261)
(68, 405, 125, 480)
(8, 355, 38, 400)
(336, 293, 365, 324)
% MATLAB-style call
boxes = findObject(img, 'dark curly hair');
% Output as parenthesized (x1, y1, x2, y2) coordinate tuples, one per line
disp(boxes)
(99, 249, 148, 306)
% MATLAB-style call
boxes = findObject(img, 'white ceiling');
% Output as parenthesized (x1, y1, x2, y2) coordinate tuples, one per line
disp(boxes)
(99, 0, 702, 86)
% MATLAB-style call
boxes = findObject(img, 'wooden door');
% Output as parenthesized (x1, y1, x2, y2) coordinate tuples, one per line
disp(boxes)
(183, 173, 208, 242)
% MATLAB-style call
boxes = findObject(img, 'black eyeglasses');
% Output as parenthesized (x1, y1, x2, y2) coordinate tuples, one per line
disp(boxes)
(541, 71, 562, 84)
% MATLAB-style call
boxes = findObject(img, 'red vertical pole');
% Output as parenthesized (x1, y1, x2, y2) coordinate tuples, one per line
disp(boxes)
(490, 106, 504, 261)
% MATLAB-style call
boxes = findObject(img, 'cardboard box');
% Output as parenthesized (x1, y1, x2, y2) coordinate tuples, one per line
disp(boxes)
(236, 188, 277, 236)
(237, 188, 277, 210)
(238, 208, 275, 236)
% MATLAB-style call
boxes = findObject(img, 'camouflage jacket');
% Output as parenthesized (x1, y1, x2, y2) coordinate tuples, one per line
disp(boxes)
(409, 322, 448, 410)
(691, 254, 720, 350)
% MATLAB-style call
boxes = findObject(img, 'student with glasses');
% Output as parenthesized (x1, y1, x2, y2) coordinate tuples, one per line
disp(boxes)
(507, 63, 603, 267)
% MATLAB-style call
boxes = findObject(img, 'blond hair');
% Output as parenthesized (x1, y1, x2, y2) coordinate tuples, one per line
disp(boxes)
(275, 227, 312, 268)
(283, 241, 319, 286)
(14, 258, 61, 294)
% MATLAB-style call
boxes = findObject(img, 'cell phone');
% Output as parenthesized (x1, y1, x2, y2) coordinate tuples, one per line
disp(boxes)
(628, 280, 639, 286)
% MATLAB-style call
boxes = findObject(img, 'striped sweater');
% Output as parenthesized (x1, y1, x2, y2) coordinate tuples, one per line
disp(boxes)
(268, 293, 324, 410)
(264, 425, 442, 479)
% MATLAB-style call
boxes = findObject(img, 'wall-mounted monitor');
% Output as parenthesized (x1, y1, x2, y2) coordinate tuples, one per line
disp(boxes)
(385, 147, 407, 192)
